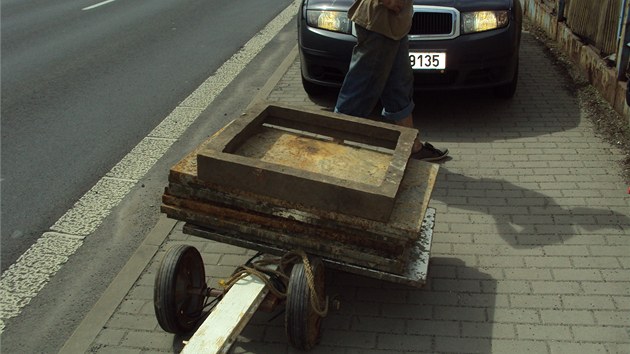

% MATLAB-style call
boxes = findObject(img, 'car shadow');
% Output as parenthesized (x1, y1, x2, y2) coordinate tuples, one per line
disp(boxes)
(300, 33, 582, 143)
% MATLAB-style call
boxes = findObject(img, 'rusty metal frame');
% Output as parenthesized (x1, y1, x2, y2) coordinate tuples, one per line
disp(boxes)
(196, 102, 418, 221)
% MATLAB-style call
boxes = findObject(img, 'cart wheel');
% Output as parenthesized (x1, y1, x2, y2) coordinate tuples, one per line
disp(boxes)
(154, 245, 206, 334)
(285, 257, 326, 350)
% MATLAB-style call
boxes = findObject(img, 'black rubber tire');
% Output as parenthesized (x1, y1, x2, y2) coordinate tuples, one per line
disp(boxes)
(285, 257, 325, 350)
(154, 245, 206, 334)
(493, 62, 519, 99)
(302, 75, 327, 97)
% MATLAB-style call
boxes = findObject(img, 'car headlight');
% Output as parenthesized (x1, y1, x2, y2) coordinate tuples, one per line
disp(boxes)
(306, 10, 352, 34)
(462, 11, 509, 34)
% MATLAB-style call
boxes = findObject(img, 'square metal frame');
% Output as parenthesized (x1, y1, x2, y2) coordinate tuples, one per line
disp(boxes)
(196, 102, 418, 221)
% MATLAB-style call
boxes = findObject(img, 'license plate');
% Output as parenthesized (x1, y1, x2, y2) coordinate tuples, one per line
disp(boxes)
(409, 52, 446, 70)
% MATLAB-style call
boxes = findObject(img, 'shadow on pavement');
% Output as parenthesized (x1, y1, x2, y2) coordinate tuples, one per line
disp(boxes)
(302, 35, 583, 144)
(304, 83, 582, 145)
(433, 169, 629, 248)
(230, 257, 496, 353)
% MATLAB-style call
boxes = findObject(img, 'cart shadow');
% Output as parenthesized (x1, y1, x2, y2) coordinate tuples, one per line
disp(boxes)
(225, 258, 496, 353)
(432, 169, 629, 248)
(172, 335, 187, 353)
(171, 309, 216, 353)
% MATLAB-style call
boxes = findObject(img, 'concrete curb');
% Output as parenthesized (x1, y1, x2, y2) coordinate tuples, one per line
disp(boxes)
(59, 215, 177, 354)
(58, 45, 299, 354)
(248, 44, 298, 110)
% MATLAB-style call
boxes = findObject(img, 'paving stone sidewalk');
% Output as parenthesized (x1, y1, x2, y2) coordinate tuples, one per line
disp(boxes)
(69, 31, 629, 354)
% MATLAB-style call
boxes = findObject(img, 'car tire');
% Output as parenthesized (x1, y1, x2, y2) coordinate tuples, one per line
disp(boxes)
(302, 75, 327, 97)
(493, 63, 519, 99)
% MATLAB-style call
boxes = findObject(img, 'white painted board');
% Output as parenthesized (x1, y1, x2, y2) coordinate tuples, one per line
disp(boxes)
(182, 267, 275, 354)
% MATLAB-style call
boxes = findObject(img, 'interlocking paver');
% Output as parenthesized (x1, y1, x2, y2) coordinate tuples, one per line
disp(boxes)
(562, 295, 614, 310)
(375, 333, 432, 351)
(549, 342, 608, 354)
(94, 329, 126, 346)
(121, 332, 173, 350)
(572, 325, 630, 342)
(434, 337, 492, 353)
(510, 294, 562, 308)
(492, 339, 550, 353)
(540, 309, 595, 324)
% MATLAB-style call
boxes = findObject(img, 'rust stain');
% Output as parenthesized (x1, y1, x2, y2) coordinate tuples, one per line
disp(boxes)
(234, 127, 391, 186)
(162, 194, 405, 256)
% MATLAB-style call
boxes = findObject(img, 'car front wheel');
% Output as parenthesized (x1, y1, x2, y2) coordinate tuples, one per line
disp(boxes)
(493, 63, 519, 99)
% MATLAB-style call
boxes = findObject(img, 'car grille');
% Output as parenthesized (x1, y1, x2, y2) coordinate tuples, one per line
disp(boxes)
(408, 7, 459, 40)
(410, 12, 453, 35)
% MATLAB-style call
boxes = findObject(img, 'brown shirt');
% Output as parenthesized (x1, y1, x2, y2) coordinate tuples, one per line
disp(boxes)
(348, 0, 413, 40)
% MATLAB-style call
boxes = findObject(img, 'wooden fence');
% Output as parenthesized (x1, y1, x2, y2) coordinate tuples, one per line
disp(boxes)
(563, 0, 622, 56)
(524, 0, 630, 119)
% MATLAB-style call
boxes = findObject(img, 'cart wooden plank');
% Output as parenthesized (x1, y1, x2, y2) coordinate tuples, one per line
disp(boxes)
(182, 266, 277, 354)
(179, 208, 434, 353)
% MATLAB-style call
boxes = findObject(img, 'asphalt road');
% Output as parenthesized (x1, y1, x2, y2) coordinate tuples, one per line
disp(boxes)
(1, 0, 298, 351)
(0, 0, 293, 271)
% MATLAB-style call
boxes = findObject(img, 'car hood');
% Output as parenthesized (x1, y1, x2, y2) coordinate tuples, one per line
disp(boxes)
(306, 0, 514, 12)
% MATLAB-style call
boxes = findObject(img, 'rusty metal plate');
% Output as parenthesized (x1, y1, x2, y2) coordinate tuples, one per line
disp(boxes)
(161, 160, 438, 274)
(162, 194, 405, 256)
(196, 102, 418, 221)
(181, 206, 435, 283)
(167, 148, 439, 241)
(180, 221, 406, 274)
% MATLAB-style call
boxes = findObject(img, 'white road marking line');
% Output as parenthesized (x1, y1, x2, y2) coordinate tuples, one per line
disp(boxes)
(0, 0, 300, 334)
(82, 0, 117, 11)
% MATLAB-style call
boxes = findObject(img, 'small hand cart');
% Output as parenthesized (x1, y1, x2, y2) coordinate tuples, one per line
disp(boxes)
(153, 103, 440, 352)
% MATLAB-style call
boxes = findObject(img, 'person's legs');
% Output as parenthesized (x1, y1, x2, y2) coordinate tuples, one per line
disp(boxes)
(335, 26, 399, 118)
(336, 27, 448, 161)
(379, 36, 415, 123)
(379, 36, 448, 161)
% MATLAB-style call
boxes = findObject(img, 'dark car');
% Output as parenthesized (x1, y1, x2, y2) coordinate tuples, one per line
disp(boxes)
(298, 0, 522, 99)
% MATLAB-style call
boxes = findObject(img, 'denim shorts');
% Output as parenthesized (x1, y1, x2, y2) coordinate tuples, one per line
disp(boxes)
(335, 25, 414, 122)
